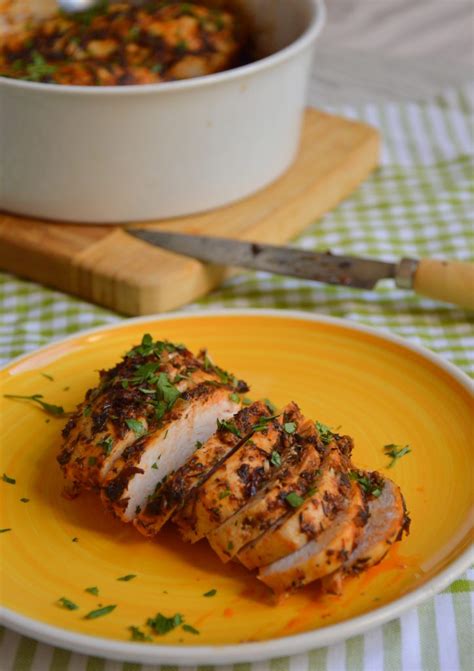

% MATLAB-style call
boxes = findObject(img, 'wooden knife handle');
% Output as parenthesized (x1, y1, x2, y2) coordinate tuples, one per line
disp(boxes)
(413, 259, 474, 310)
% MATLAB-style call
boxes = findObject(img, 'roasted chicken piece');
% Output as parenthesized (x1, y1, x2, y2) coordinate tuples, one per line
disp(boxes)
(173, 404, 303, 542)
(134, 400, 270, 537)
(208, 416, 324, 562)
(258, 480, 368, 595)
(321, 477, 410, 595)
(238, 440, 352, 569)
(58, 334, 247, 506)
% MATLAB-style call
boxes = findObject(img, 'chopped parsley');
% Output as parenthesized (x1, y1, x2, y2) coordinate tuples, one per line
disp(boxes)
(125, 418, 147, 437)
(117, 574, 136, 581)
(83, 405, 92, 417)
(195, 440, 203, 450)
(203, 589, 217, 597)
(98, 435, 114, 455)
(129, 625, 152, 642)
(147, 612, 183, 635)
(151, 462, 158, 469)
(349, 471, 383, 497)
(84, 604, 116, 619)
(285, 492, 305, 508)
(72, 537, 79, 543)
(2, 473, 16, 485)
(57, 597, 79, 611)
(0, 528, 12, 533)
(20, 498, 30, 503)
(218, 488, 230, 500)
(25, 52, 57, 81)
(3, 393, 67, 416)
(242, 397, 252, 405)
(315, 421, 334, 445)
(264, 398, 277, 413)
(88, 456, 97, 466)
(383, 443, 411, 468)
(252, 414, 279, 432)
(216, 419, 241, 437)
(306, 486, 317, 497)
(182, 623, 200, 635)
(41, 372, 54, 381)
(227, 540, 234, 551)
(270, 451, 282, 467)
(85, 586, 99, 596)
(284, 422, 296, 434)
(229, 392, 240, 403)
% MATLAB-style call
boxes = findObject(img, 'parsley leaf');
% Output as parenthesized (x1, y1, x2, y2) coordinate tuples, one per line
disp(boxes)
(182, 623, 200, 634)
(264, 398, 277, 413)
(85, 586, 99, 596)
(216, 419, 241, 437)
(285, 492, 305, 508)
(383, 443, 411, 468)
(58, 597, 79, 610)
(25, 52, 57, 81)
(129, 625, 152, 641)
(117, 574, 136, 581)
(98, 435, 114, 455)
(349, 471, 383, 497)
(84, 605, 116, 619)
(2, 473, 15, 485)
(3, 393, 67, 417)
(315, 420, 334, 445)
(242, 397, 252, 405)
(218, 488, 230, 500)
(270, 451, 282, 467)
(41, 372, 54, 381)
(229, 392, 240, 403)
(125, 418, 147, 436)
(203, 589, 217, 597)
(0, 528, 12, 533)
(252, 414, 279, 432)
(20, 497, 30, 503)
(147, 612, 183, 635)
(284, 422, 296, 434)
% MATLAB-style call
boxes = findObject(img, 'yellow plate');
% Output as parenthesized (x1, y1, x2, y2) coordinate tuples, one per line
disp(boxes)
(1, 310, 472, 665)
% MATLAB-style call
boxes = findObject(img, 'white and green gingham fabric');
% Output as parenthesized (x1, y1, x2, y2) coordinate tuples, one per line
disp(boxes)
(1, 85, 473, 670)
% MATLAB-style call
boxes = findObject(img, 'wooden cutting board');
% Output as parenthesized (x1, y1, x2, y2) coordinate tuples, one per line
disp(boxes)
(0, 109, 379, 316)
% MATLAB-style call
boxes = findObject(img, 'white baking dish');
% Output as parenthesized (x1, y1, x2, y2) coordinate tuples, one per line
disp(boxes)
(0, 0, 325, 223)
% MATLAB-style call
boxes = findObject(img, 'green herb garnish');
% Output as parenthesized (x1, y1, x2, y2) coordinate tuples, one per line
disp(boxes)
(88, 456, 97, 466)
(227, 540, 234, 551)
(252, 414, 279, 432)
(125, 418, 147, 437)
(203, 589, 217, 597)
(2, 473, 15, 485)
(25, 52, 57, 82)
(0, 528, 12, 533)
(3, 393, 66, 416)
(195, 440, 203, 450)
(264, 398, 277, 413)
(58, 597, 79, 611)
(41, 372, 54, 381)
(84, 605, 116, 619)
(182, 623, 199, 635)
(218, 488, 230, 500)
(242, 397, 252, 406)
(129, 625, 152, 641)
(349, 471, 383, 497)
(20, 497, 30, 503)
(285, 492, 305, 508)
(117, 574, 136, 581)
(284, 422, 296, 434)
(72, 537, 79, 542)
(147, 612, 183, 635)
(98, 435, 114, 455)
(383, 444, 411, 468)
(83, 405, 92, 416)
(229, 392, 240, 403)
(85, 586, 99, 596)
(216, 419, 241, 437)
(270, 451, 281, 467)
(315, 420, 334, 445)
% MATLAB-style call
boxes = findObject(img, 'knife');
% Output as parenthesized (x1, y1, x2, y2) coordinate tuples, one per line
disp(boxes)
(127, 229, 474, 310)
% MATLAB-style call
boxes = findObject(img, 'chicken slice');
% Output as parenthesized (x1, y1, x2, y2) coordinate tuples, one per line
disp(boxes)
(238, 442, 352, 569)
(134, 400, 270, 537)
(208, 418, 322, 562)
(100, 381, 241, 522)
(173, 403, 303, 543)
(258, 481, 367, 594)
(321, 477, 410, 595)
(58, 333, 247, 497)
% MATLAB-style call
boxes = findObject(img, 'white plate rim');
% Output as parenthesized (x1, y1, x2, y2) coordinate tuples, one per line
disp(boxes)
(1, 307, 473, 665)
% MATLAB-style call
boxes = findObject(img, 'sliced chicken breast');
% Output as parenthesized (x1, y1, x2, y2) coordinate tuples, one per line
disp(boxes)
(258, 481, 367, 594)
(321, 477, 410, 594)
(101, 382, 240, 522)
(238, 442, 351, 569)
(208, 418, 322, 562)
(134, 400, 270, 537)
(173, 403, 303, 543)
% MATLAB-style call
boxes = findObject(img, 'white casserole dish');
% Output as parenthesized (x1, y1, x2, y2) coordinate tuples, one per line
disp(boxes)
(0, 0, 325, 223)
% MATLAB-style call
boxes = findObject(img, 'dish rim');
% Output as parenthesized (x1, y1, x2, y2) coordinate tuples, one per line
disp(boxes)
(0, 307, 473, 664)
(0, 0, 325, 96)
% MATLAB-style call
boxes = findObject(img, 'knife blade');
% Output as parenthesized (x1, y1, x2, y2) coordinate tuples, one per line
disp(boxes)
(127, 228, 417, 291)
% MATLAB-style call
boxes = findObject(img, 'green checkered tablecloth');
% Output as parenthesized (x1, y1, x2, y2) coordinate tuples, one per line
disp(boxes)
(1, 85, 473, 670)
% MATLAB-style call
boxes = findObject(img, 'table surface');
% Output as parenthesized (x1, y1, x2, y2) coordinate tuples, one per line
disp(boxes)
(1, 2, 473, 670)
